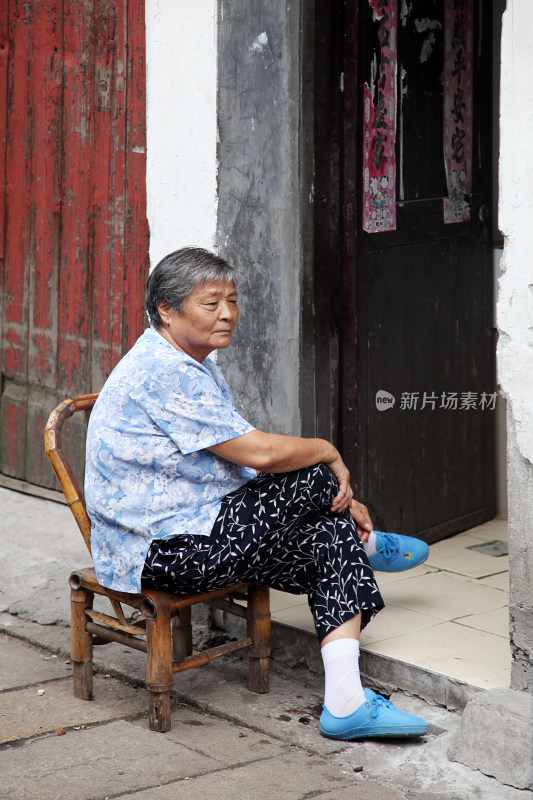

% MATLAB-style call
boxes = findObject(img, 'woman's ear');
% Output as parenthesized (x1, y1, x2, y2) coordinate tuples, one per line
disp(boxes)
(157, 302, 172, 325)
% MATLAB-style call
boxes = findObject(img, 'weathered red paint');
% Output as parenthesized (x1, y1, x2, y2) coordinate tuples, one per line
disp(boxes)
(4, 402, 19, 473)
(3, 0, 32, 389)
(0, 9, 9, 263)
(0, 0, 149, 488)
(30, 1, 62, 392)
(59, 0, 94, 381)
(33, 334, 54, 382)
(57, 339, 86, 398)
(4, 328, 23, 375)
(125, 0, 150, 350)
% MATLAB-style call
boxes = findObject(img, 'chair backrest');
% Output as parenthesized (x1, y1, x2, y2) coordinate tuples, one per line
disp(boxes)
(44, 394, 99, 554)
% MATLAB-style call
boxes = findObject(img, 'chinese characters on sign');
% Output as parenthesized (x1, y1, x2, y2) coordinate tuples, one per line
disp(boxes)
(443, 0, 473, 223)
(399, 392, 497, 411)
(363, 0, 397, 233)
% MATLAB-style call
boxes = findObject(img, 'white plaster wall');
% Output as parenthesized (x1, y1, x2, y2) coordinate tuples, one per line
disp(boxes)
(145, 0, 218, 267)
(497, 0, 533, 465)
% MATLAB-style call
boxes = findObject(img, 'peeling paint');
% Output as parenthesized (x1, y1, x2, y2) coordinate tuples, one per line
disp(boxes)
(414, 17, 441, 64)
(414, 17, 442, 33)
(250, 31, 269, 54)
(398, 66, 408, 200)
(369, 51, 378, 100)
(419, 32, 436, 63)
(400, 0, 410, 27)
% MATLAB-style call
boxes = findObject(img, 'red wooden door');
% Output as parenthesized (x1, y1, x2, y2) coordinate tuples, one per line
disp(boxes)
(0, 0, 149, 489)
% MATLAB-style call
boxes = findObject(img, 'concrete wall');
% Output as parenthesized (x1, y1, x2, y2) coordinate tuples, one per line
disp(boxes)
(145, 0, 218, 266)
(144, 1, 304, 433)
(216, 1, 303, 435)
(497, 0, 533, 690)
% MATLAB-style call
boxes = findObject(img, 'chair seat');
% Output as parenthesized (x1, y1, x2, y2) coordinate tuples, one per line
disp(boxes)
(69, 565, 255, 656)
(71, 565, 251, 614)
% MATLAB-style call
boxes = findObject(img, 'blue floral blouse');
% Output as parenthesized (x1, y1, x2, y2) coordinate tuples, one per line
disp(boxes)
(84, 327, 256, 593)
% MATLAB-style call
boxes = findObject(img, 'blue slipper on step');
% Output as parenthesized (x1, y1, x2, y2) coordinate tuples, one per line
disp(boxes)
(319, 689, 428, 740)
(367, 531, 429, 572)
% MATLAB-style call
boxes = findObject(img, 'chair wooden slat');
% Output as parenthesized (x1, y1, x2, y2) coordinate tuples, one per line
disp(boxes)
(85, 608, 146, 636)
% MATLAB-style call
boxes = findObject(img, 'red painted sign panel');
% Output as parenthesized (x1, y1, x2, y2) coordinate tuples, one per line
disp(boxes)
(362, 0, 398, 233)
(443, 0, 473, 223)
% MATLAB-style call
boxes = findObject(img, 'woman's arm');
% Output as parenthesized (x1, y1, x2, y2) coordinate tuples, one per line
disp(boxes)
(207, 429, 361, 517)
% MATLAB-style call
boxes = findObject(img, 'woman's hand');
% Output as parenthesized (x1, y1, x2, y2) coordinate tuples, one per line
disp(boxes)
(208, 431, 366, 522)
(348, 498, 373, 541)
(324, 452, 353, 513)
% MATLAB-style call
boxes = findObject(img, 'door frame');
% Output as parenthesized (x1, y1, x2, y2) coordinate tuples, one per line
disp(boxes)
(300, 0, 344, 447)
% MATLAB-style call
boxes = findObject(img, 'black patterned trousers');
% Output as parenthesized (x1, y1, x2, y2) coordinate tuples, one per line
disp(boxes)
(141, 463, 384, 642)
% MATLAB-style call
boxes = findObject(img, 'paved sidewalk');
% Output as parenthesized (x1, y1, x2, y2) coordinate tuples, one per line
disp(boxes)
(0, 487, 528, 800)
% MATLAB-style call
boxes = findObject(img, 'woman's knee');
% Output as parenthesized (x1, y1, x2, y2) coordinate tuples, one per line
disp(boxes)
(252, 463, 338, 515)
(297, 463, 339, 505)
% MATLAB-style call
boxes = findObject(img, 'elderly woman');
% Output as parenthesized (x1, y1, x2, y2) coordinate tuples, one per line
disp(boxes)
(85, 247, 429, 740)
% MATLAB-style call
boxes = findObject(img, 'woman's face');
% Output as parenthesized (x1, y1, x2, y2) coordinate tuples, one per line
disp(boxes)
(157, 279, 239, 362)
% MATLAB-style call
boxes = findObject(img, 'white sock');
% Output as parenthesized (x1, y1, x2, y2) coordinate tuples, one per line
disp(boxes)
(363, 530, 378, 558)
(321, 638, 366, 717)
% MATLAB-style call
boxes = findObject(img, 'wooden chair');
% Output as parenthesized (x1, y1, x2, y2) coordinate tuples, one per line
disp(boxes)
(44, 393, 270, 732)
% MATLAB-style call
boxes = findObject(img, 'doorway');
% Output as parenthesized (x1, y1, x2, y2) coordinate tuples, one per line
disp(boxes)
(306, 0, 500, 543)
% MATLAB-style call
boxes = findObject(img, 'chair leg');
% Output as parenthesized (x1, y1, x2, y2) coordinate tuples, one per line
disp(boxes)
(146, 603, 173, 732)
(247, 585, 271, 694)
(172, 607, 193, 663)
(70, 586, 94, 701)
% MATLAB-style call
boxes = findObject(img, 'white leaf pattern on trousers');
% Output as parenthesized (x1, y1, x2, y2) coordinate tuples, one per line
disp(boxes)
(142, 464, 384, 642)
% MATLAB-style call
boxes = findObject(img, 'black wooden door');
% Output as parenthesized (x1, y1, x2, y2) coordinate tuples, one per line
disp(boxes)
(341, 0, 495, 542)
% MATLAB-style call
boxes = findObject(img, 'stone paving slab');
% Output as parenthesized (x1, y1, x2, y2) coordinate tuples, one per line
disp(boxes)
(113, 753, 357, 800)
(0, 634, 72, 690)
(0, 611, 149, 686)
(150, 705, 283, 764)
(163, 656, 345, 756)
(0, 612, 72, 656)
(309, 784, 407, 800)
(0, 676, 145, 743)
(0, 719, 217, 800)
(0, 488, 86, 627)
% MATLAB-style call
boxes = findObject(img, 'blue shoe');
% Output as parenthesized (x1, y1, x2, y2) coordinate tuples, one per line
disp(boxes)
(319, 689, 428, 740)
(368, 531, 429, 572)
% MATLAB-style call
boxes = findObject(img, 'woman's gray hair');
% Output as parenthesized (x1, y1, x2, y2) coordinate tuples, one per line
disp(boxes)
(146, 247, 236, 328)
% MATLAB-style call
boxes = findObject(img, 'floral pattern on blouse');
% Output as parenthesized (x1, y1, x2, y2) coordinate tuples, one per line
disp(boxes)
(84, 327, 256, 593)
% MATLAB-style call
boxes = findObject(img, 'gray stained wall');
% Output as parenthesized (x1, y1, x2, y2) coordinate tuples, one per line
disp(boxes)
(506, 413, 533, 691)
(216, 0, 303, 436)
